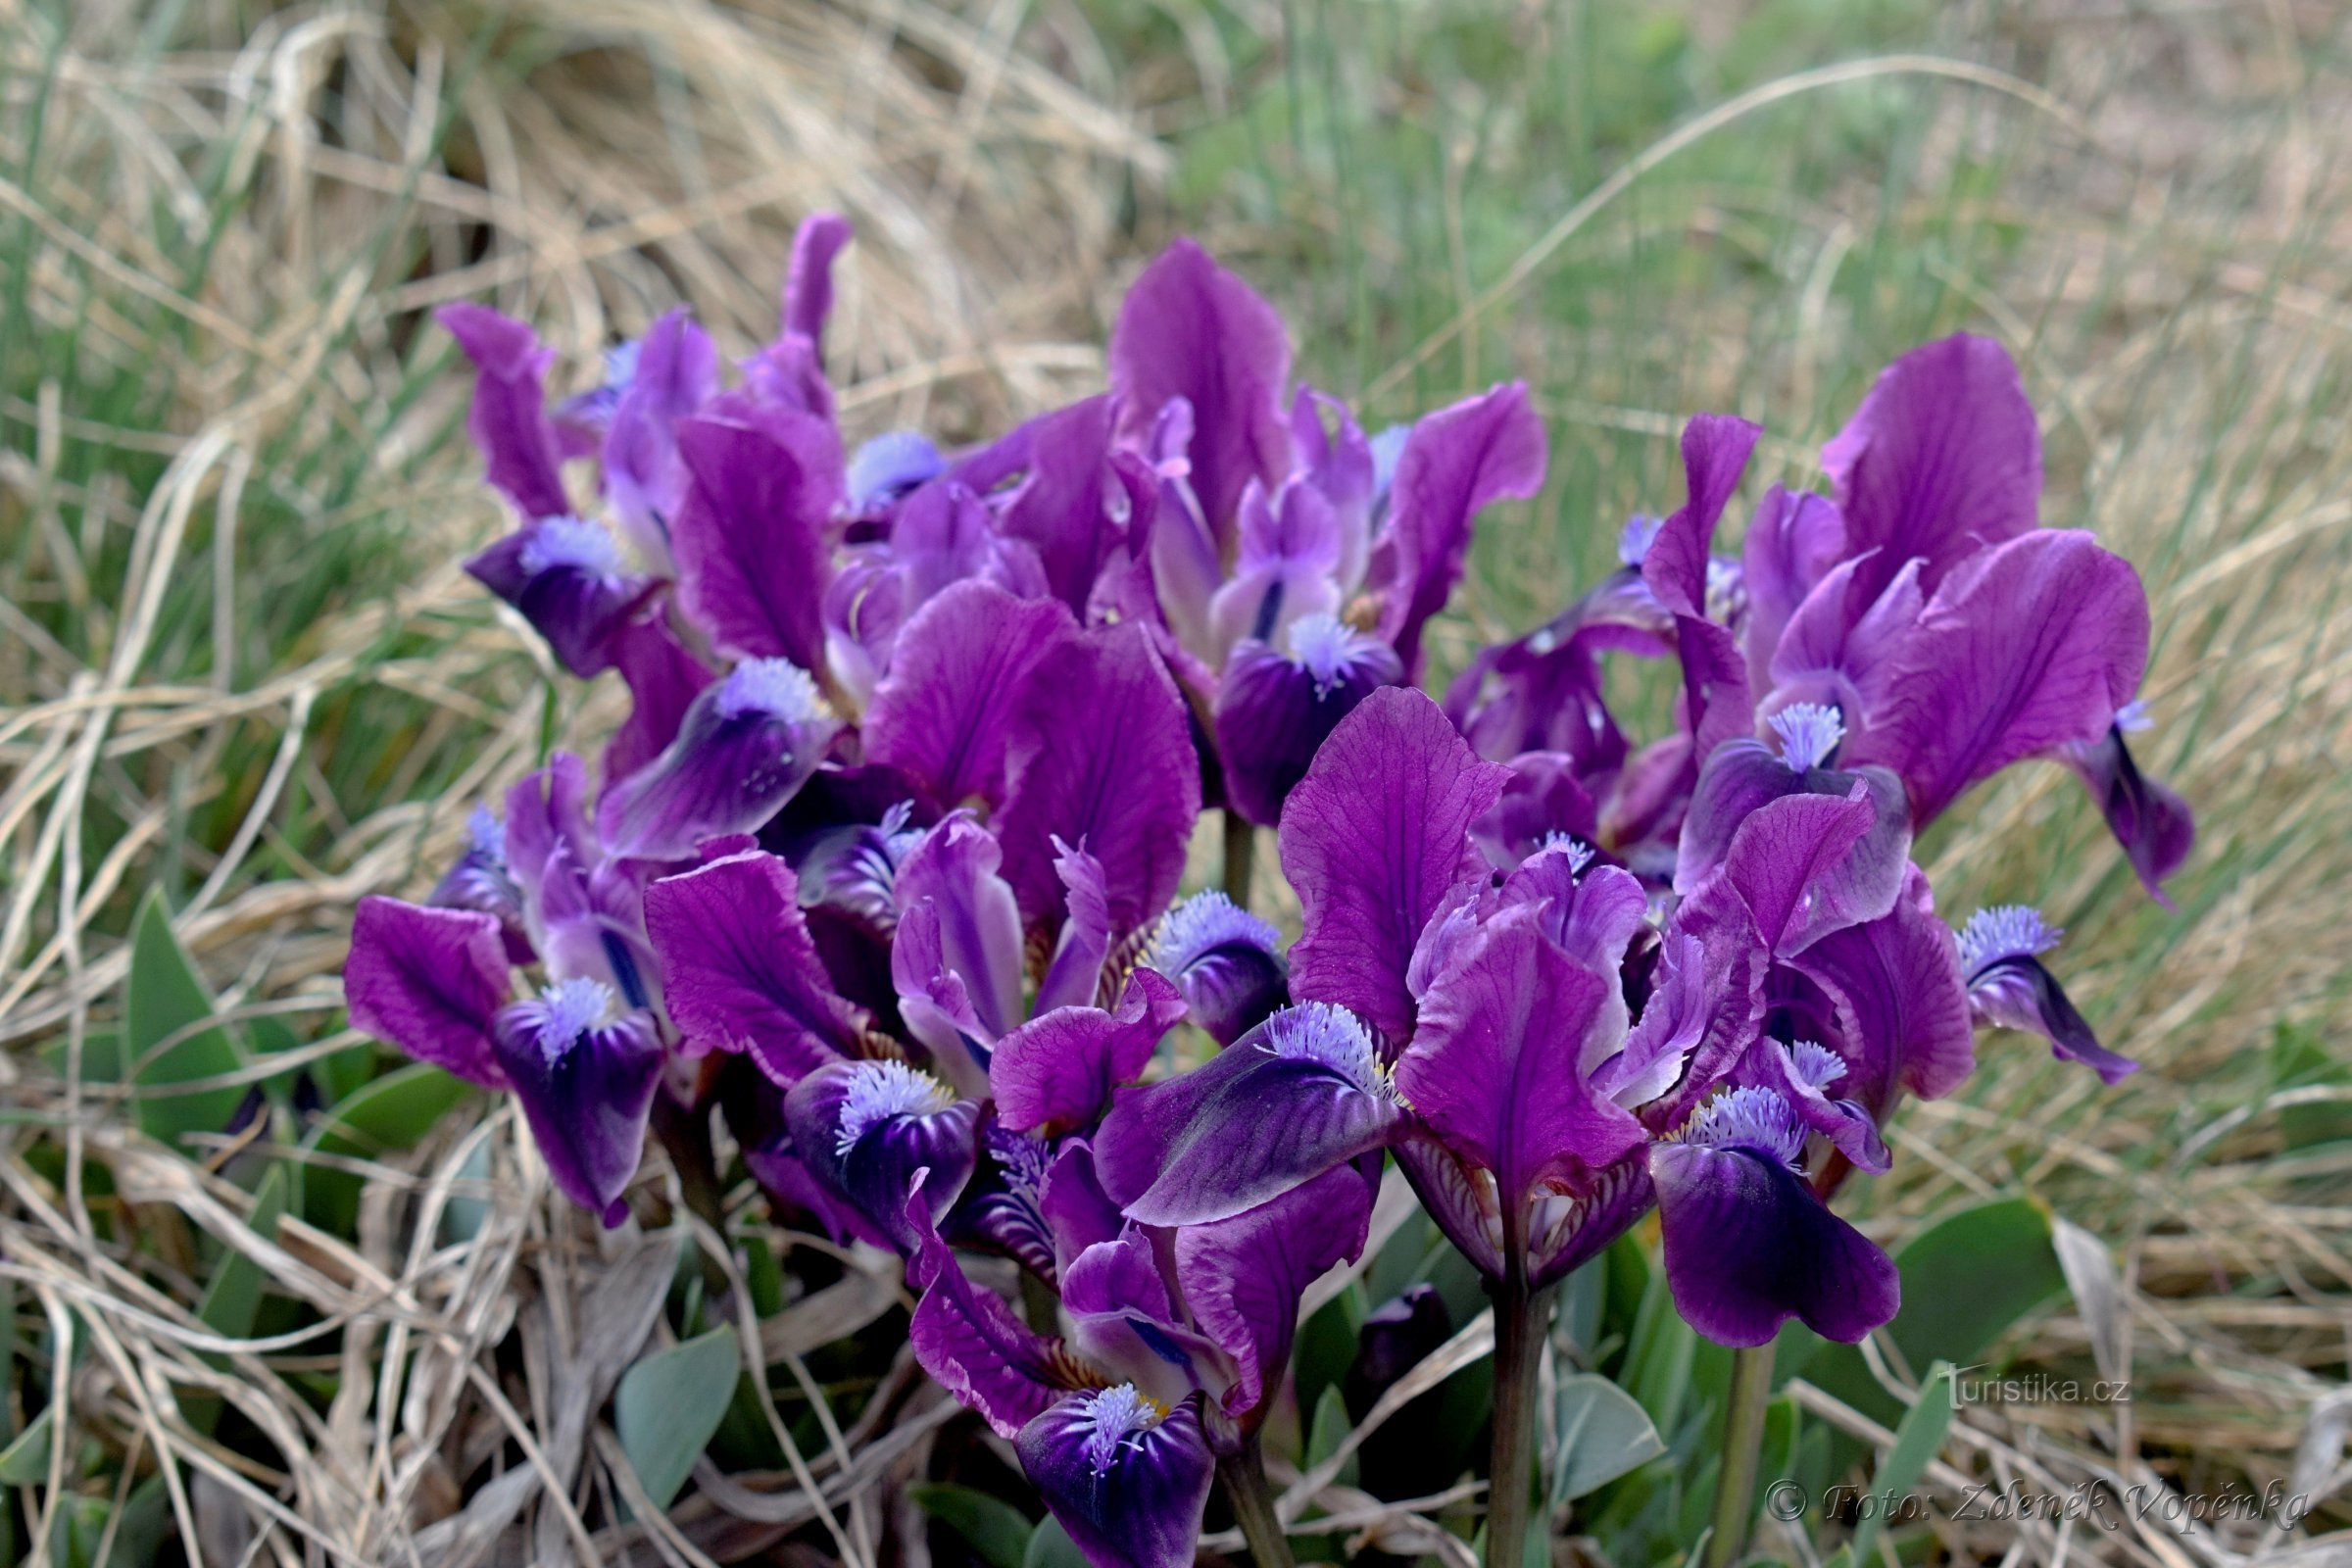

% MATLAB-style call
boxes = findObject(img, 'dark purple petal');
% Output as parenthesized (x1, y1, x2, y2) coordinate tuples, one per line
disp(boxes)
(892, 814, 1029, 1042)
(1367, 382, 1547, 676)
(1639, 413, 1762, 619)
(865, 580, 1080, 811)
(995, 396, 1138, 612)
(427, 808, 531, 963)
(596, 660, 841, 861)
(644, 849, 866, 1083)
(1278, 686, 1511, 1044)
(465, 517, 660, 677)
(1097, 1004, 1403, 1228)
(344, 897, 513, 1087)
(602, 611, 715, 784)
(954, 1122, 1061, 1281)
(998, 622, 1201, 943)
(1821, 332, 2041, 607)
(1675, 611, 1755, 767)
(1956, 906, 2136, 1085)
(605, 308, 720, 564)
(669, 403, 845, 666)
(1213, 615, 1403, 827)
(1041, 1139, 1127, 1278)
(1175, 1161, 1374, 1418)
(436, 303, 569, 518)
(1397, 906, 1647, 1204)
(1652, 1111, 1898, 1347)
(1738, 1038, 1890, 1173)
(2063, 722, 2194, 906)
(1740, 487, 1846, 698)
(1786, 865, 1976, 1115)
(1108, 238, 1292, 542)
(1144, 891, 1288, 1047)
(1018, 1390, 1216, 1568)
(1470, 752, 1600, 868)
(992, 968, 1187, 1137)
(1847, 530, 2150, 825)
(906, 1178, 1073, 1437)
(490, 979, 663, 1225)
(1062, 1233, 1239, 1410)
(1526, 1154, 1657, 1290)
(785, 1058, 979, 1253)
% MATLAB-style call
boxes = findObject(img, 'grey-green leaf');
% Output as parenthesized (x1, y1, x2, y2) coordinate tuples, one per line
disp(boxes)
(1845, 1361, 1954, 1564)
(909, 1483, 1033, 1568)
(1022, 1517, 1092, 1568)
(1549, 1373, 1666, 1506)
(614, 1326, 742, 1510)
(123, 888, 250, 1152)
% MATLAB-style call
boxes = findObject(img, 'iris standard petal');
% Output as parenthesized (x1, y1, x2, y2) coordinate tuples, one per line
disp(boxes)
(344, 897, 514, 1088)
(893, 814, 1029, 1041)
(1740, 486, 1846, 699)
(669, 401, 845, 667)
(1638, 413, 1763, 620)
(436, 303, 570, 518)
(604, 307, 720, 565)
(1277, 686, 1511, 1045)
(864, 580, 1080, 812)
(1034, 838, 1114, 1016)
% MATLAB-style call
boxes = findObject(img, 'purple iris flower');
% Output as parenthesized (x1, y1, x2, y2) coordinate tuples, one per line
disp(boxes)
(1096, 687, 1910, 1347)
(1141, 891, 1288, 1047)
(1956, 905, 2137, 1084)
(464, 515, 661, 678)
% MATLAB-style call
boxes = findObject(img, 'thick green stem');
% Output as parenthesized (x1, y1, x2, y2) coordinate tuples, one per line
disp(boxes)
(1487, 1273, 1554, 1568)
(1222, 809, 1256, 909)
(1217, 1437, 1294, 1568)
(1701, 1344, 1778, 1568)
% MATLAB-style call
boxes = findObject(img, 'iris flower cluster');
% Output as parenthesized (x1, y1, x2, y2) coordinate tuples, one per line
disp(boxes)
(343, 216, 2189, 1568)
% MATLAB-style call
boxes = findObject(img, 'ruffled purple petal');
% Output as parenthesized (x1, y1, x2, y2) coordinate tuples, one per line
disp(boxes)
(1639, 413, 1762, 619)
(1145, 892, 1288, 1047)
(1108, 238, 1292, 542)
(997, 623, 1201, 943)
(1367, 382, 1548, 677)
(1821, 333, 2041, 608)
(596, 660, 840, 862)
(1173, 1161, 1375, 1420)
(1397, 906, 1647, 1204)
(1739, 1038, 1890, 1173)
(906, 1178, 1075, 1438)
(1278, 686, 1512, 1044)
(1651, 1115, 1899, 1348)
(344, 897, 513, 1087)
(1618, 877, 1768, 1128)
(490, 979, 663, 1225)
(785, 1059, 979, 1253)
(605, 308, 720, 566)
(1214, 614, 1403, 827)
(995, 396, 1143, 613)
(2063, 722, 2194, 907)
(1786, 865, 1975, 1115)
(864, 579, 1080, 811)
(992, 968, 1187, 1137)
(1017, 1390, 1216, 1568)
(1847, 530, 2150, 826)
(1035, 839, 1114, 1016)
(669, 403, 845, 667)
(1096, 1003, 1403, 1227)
(644, 849, 866, 1083)
(437, 303, 570, 518)
(1695, 782, 1882, 958)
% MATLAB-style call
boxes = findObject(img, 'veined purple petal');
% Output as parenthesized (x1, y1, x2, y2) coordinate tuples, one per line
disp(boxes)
(1821, 333, 2041, 608)
(893, 814, 1028, 1043)
(1097, 1003, 1403, 1228)
(603, 611, 717, 784)
(1618, 875, 1768, 1129)
(1675, 730, 1910, 937)
(785, 1058, 979, 1253)
(1175, 1160, 1375, 1419)
(1695, 781, 1883, 958)
(1526, 1154, 1657, 1290)
(998, 622, 1201, 943)
(437, 303, 570, 518)
(669, 402, 845, 667)
(466, 516, 660, 677)
(1213, 613, 1403, 827)
(1017, 1390, 1216, 1568)
(1278, 686, 1512, 1044)
(1035, 839, 1114, 1016)
(644, 849, 866, 1083)
(1108, 238, 1292, 543)
(864, 580, 1080, 811)
(1957, 906, 2136, 1084)
(2063, 721, 2194, 906)
(1367, 382, 1547, 677)
(1786, 865, 1975, 1115)
(1652, 1105, 1898, 1347)
(490, 978, 662, 1226)
(596, 659, 840, 861)
(992, 968, 1187, 1137)
(1640, 414, 1762, 620)
(605, 308, 720, 567)
(1389, 1130, 1503, 1279)
(1740, 487, 1846, 699)
(1846, 530, 2150, 826)
(345, 897, 513, 1087)
(1397, 906, 1647, 1204)
(906, 1178, 1075, 1438)
(1145, 891, 1288, 1047)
